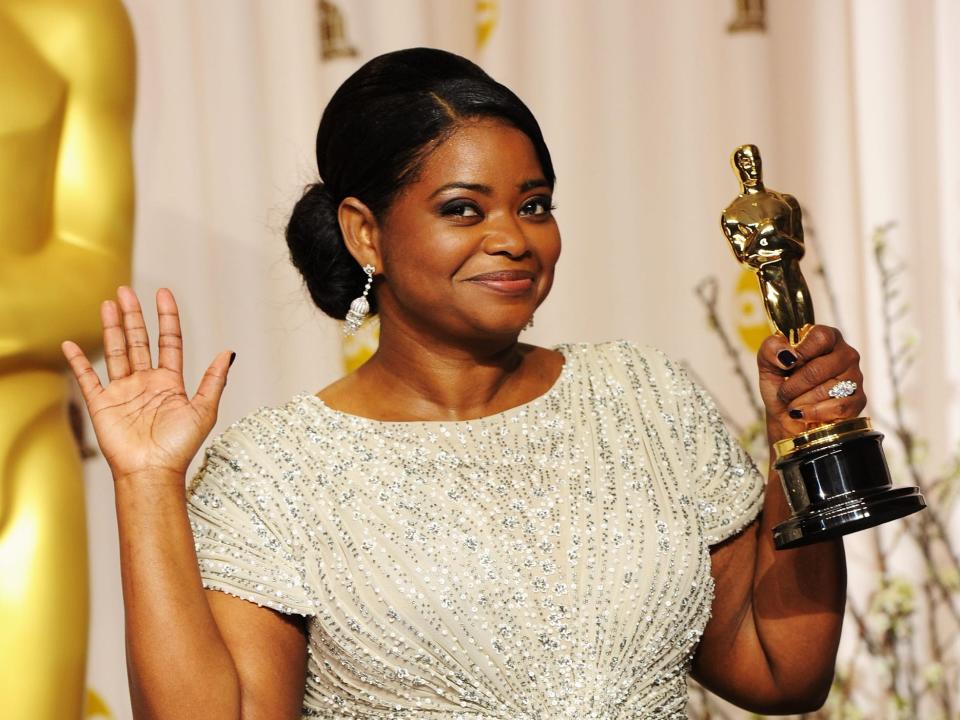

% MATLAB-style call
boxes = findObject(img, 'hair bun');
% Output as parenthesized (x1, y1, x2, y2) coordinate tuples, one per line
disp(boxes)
(285, 183, 370, 319)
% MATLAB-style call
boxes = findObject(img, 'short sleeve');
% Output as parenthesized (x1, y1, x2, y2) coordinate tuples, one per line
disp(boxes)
(669, 359, 765, 546)
(187, 422, 315, 616)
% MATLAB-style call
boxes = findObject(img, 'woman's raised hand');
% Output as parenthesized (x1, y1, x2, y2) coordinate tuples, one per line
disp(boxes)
(62, 287, 233, 483)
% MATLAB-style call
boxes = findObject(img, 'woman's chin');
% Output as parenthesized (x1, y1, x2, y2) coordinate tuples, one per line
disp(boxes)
(466, 317, 533, 340)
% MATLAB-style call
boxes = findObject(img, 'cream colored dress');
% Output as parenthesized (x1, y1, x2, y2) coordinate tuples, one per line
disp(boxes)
(188, 341, 764, 719)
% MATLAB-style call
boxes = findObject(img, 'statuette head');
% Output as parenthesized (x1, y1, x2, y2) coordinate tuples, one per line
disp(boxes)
(732, 144, 764, 192)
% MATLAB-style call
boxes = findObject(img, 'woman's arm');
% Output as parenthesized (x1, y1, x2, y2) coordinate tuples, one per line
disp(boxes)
(65, 287, 307, 719)
(692, 477, 845, 713)
(692, 325, 861, 713)
(116, 475, 308, 719)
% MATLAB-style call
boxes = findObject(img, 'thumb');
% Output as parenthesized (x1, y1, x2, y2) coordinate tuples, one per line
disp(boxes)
(192, 350, 235, 416)
(757, 333, 800, 376)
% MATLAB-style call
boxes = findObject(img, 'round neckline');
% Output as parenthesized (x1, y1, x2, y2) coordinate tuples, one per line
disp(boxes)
(299, 344, 574, 427)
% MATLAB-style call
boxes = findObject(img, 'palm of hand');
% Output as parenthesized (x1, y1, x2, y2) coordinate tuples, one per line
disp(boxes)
(63, 287, 233, 483)
(89, 368, 209, 478)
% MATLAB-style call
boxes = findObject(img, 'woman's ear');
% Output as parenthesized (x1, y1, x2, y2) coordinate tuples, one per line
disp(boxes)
(339, 197, 383, 270)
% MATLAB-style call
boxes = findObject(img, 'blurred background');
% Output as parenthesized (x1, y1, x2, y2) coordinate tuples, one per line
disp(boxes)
(3, 0, 958, 718)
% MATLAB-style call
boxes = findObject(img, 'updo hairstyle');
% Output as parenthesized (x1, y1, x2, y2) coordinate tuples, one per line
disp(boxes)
(285, 47, 555, 319)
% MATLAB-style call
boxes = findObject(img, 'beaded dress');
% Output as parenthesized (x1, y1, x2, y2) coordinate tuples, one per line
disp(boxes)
(188, 341, 764, 719)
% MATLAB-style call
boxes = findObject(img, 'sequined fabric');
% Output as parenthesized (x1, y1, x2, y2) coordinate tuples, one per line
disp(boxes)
(188, 341, 764, 719)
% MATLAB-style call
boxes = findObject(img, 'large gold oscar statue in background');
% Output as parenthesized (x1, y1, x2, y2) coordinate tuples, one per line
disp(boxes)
(0, 1, 134, 717)
(721, 144, 924, 549)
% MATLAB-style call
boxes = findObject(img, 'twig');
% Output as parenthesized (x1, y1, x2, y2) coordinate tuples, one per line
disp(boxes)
(847, 596, 882, 657)
(873, 226, 960, 625)
(683, 363, 746, 438)
(694, 276, 764, 420)
(801, 214, 844, 331)
(871, 224, 960, 717)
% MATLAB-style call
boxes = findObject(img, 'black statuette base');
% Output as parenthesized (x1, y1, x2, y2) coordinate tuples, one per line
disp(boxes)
(773, 428, 926, 550)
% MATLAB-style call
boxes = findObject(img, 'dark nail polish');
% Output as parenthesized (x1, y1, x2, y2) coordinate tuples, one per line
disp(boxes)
(229, 352, 237, 367)
(789, 408, 804, 420)
(778, 350, 798, 367)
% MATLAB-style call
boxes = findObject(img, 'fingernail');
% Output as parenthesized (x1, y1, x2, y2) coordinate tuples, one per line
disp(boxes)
(778, 350, 798, 367)
(789, 408, 804, 420)
(229, 352, 237, 367)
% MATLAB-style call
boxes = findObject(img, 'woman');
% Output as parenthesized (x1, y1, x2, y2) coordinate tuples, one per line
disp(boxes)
(64, 48, 859, 719)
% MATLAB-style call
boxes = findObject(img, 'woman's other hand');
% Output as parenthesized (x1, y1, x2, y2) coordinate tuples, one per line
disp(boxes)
(62, 286, 233, 483)
(757, 324, 866, 444)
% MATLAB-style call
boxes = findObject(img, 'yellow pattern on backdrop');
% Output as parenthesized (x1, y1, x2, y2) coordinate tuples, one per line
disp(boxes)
(84, 689, 114, 719)
(733, 267, 770, 354)
(727, 0, 766, 33)
(476, 0, 498, 50)
(342, 316, 381, 374)
(317, 0, 358, 61)
(0, 1, 135, 718)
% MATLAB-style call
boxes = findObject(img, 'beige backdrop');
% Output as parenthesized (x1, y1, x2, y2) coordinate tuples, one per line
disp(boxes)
(83, 1, 960, 717)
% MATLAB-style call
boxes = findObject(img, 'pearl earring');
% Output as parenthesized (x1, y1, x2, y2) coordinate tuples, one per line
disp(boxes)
(344, 264, 375, 335)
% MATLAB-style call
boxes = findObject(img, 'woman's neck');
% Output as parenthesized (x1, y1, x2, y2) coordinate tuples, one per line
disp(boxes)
(320, 318, 560, 422)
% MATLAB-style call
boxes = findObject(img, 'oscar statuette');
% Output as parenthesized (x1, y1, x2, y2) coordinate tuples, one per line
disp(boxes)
(721, 144, 926, 550)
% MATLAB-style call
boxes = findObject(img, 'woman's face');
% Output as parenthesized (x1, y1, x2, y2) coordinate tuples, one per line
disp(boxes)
(373, 119, 560, 343)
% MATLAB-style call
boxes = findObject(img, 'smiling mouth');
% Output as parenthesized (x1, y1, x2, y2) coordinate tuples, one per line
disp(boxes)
(465, 270, 536, 294)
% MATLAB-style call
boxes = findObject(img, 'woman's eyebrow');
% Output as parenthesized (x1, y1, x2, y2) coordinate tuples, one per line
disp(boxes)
(518, 178, 550, 192)
(428, 178, 550, 199)
(429, 182, 492, 198)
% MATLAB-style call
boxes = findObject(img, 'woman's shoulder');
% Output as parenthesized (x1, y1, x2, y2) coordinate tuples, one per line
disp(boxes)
(554, 340, 704, 412)
(188, 392, 348, 506)
(189, 394, 325, 490)
(210, 394, 318, 449)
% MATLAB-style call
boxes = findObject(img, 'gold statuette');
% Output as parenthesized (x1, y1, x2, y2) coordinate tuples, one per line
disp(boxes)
(0, 1, 135, 717)
(721, 144, 813, 347)
(721, 145, 924, 549)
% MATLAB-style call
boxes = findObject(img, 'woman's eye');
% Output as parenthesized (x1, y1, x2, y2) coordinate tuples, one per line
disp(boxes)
(440, 201, 481, 218)
(520, 196, 555, 216)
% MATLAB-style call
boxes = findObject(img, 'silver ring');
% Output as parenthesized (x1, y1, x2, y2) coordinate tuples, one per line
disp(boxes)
(828, 380, 858, 399)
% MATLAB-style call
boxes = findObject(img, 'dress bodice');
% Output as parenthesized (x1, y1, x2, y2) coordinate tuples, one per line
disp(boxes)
(188, 342, 764, 719)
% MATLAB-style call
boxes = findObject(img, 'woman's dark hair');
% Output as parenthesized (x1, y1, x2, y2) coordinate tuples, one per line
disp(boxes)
(286, 47, 555, 319)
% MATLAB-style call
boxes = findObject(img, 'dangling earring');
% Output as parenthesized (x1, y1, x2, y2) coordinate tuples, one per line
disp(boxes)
(524, 315, 535, 330)
(344, 264, 375, 336)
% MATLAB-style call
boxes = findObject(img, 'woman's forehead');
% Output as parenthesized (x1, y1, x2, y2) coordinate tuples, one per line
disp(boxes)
(415, 121, 545, 187)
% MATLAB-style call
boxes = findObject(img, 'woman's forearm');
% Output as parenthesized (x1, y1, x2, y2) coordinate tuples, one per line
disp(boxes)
(751, 457, 847, 705)
(114, 472, 241, 720)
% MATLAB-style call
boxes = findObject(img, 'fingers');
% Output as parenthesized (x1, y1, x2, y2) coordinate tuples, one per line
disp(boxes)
(757, 325, 841, 375)
(788, 394, 868, 425)
(101, 299, 131, 380)
(794, 325, 843, 363)
(117, 286, 153, 372)
(776, 350, 861, 406)
(757, 324, 867, 426)
(61, 341, 104, 405)
(757, 326, 857, 405)
(192, 350, 235, 415)
(156, 288, 184, 373)
(787, 368, 865, 409)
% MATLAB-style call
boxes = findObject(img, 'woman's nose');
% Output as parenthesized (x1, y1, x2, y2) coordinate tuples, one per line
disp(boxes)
(481, 214, 529, 257)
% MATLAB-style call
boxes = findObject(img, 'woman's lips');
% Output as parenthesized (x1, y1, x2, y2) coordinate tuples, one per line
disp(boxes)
(465, 271, 536, 294)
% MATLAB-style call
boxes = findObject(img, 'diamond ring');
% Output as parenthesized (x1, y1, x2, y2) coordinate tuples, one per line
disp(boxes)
(828, 380, 858, 399)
